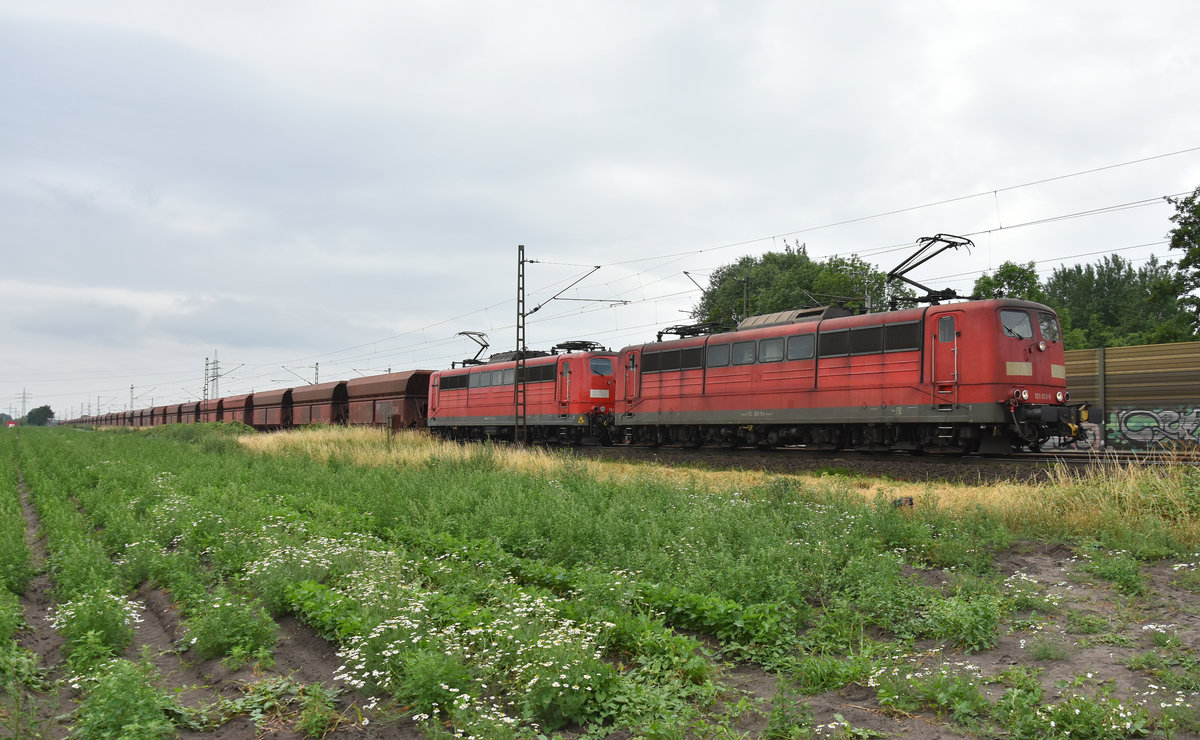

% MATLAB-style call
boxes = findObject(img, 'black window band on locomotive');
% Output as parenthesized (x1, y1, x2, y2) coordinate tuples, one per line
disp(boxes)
(660, 349, 681, 372)
(820, 323, 922, 358)
(640, 347, 703, 374)
(849, 326, 883, 355)
(518, 364, 557, 384)
(883, 321, 922, 353)
(650, 322, 922, 372)
(441, 363, 556, 390)
(818, 329, 850, 358)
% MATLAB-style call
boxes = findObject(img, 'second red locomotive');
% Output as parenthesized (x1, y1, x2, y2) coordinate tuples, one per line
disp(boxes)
(427, 342, 617, 443)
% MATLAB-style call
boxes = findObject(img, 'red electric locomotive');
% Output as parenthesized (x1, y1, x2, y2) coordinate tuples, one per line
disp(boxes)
(613, 299, 1087, 454)
(427, 342, 617, 443)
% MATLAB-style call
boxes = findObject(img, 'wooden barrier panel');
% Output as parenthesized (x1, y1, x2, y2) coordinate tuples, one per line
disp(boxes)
(1065, 341, 1200, 448)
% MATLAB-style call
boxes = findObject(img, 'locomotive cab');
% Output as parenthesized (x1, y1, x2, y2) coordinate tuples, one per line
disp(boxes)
(929, 299, 1086, 451)
(995, 304, 1088, 449)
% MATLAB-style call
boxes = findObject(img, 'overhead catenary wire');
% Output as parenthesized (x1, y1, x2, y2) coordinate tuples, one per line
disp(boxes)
(147, 230, 1175, 401)
(41, 145, 1200, 409)
(603, 148, 1200, 267)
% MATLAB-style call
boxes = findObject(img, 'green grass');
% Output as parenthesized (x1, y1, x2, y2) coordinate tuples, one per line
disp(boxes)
(8, 425, 1200, 737)
(0, 433, 33, 594)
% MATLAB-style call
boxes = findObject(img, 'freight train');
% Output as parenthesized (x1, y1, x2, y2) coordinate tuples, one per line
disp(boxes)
(79, 297, 1087, 455)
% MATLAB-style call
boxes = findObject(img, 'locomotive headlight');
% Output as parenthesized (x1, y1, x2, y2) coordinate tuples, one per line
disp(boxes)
(1055, 391, 1065, 402)
(1038, 340, 1047, 351)
(1064, 391, 1071, 401)
(1012, 389, 1022, 401)
(1021, 389, 1030, 401)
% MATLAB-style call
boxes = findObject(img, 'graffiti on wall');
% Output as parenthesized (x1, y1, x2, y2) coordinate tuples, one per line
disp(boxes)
(1107, 408, 1200, 448)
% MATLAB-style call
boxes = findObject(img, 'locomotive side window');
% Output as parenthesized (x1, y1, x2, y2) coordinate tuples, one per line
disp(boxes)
(787, 334, 815, 360)
(818, 329, 849, 358)
(707, 344, 730, 367)
(469, 372, 482, 388)
(680, 347, 704, 370)
(502, 368, 515, 385)
(519, 364, 557, 383)
(637, 348, 700, 373)
(849, 326, 883, 355)
(492, 370, 504, 386)
(759, 337, 784, 363)
(1038, 312, 1062, 343)
(937, 316, 956, 343)
(884, 322, 922, 352)
(732, 341, 756, 365)
(660, 349, 681, 371)
(1000, 310, 1033, 339)
(590, 358, 614, 375)
(441, 374, 469, 390)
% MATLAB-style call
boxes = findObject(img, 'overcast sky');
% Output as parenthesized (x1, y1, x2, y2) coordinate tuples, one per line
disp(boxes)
(3, 1, 1199, 419)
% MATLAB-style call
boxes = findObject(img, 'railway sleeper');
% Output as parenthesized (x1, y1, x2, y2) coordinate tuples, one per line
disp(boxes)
(616, 422, 1033, 455)
(431, 424, 600, 445)
(437, 420, 1029, 456)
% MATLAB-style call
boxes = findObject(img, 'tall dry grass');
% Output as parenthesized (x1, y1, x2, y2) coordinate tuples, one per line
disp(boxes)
(882, 459, 1200, 550)
(238, 426, 786, 492)
(239, 427, 1200, 549)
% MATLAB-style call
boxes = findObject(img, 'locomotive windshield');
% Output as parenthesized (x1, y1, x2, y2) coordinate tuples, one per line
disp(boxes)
(590, 358, 613, 375)
(1000, 309, 1034, 339)
(1038, 312, 1062, 343)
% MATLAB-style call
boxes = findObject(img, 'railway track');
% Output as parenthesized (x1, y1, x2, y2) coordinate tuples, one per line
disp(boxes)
(562, 444, 1197, 485)
(1010, 448, 1200, 466)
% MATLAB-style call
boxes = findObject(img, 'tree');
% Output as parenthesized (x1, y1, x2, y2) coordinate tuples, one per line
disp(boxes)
(25, 405, 54, 426)
(973, 261, 1045, 302)
(1043, 254, 1193, 349)
(691, 244, 911, 324)
(1165, 184, 1200, 329)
